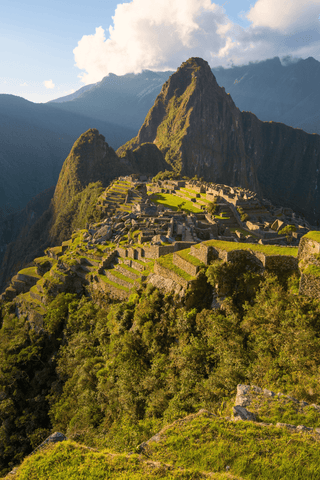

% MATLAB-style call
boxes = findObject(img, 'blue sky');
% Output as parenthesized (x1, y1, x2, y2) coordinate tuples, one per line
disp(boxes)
(1, 0, 320, 103)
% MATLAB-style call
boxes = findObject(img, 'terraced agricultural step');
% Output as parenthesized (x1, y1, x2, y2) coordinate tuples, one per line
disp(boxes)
(30, 285, 44, 303)
(95, 274, 131, 300)
(129, 259, 152, 272)
(79, 264, 97, 273)
(173, 251, 200, 276)
(115, 264, 141, 281)
(11, 278, 29, 294)
(84, 257, 101, 266)
(112, 187, 129, 193)
(104, 269, 139, 289)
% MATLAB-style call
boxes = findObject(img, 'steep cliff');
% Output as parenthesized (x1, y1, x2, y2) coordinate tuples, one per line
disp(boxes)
(117, 57, 320, 224)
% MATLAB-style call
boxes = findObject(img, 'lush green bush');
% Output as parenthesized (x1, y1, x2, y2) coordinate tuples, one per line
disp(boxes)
(152, 170, 176, 182)
(206, 200, 217, 215)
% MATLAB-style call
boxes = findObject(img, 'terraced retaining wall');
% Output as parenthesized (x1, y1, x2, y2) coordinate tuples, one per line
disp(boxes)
(173, 252, 199, 277)
(154, 261, 190, 289)
(92, 275, 130, 300)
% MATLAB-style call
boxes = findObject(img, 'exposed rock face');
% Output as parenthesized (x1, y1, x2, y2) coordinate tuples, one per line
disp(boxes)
(117, 142, 167, 176)
(117, 57, 320, 224)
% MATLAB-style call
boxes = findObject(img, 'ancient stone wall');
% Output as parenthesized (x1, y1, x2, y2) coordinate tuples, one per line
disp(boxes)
(92, 275, 129, 300)
(144, 245, 175, 259)
(298, 236, 320, 261)
(173, 253, 199, 277)
(154, 261, 189, 289)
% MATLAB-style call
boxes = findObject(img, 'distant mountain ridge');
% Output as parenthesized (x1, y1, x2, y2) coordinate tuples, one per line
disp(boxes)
(212, 56, 320, 135)
(47, 70, 174, 130)
(0, 94, 136, 212)
(48, 83, 98, 103)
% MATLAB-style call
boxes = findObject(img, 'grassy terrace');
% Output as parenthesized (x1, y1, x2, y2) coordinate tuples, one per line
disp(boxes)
(304, 231, 320, 242)
(176, 248, 204, 267)
(20, 292, 46, 314)
(18, 267, 41, 278)
(157, 253, 195, 281)
(148, 193, 203, 213)
(98, 274, 130, 292)
(33, 256, 52, 267)
(108, 270, 136, 284)
(203, 240, 299, 257)
(118, 264, 141, 277)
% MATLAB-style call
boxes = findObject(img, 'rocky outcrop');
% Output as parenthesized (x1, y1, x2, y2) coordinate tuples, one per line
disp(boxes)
(233, 384, 320, 435)
(117, 57, 320, 224)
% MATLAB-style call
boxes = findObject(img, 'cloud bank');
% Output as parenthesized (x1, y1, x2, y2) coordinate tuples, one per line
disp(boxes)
(43, 79, 55, 89)
(73, 0, 320, 84)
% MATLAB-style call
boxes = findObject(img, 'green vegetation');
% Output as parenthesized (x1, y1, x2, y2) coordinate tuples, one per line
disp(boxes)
(278, 225, 297, 243)
(17, 267, 41, 279)
(149, 193, 202, 213)
(157, 253, 195, 281)
(152, 170, 177, 182)
(249, 393, 320, 428)
(9, 438, 235, 479)
(177, 248, 205, 268)
(304, 231, 320, 242)
(155, 78, 197, 173)
(204, 239, 298, 257)
(50, 182, 104, 244)
(108, 270, 136, 285)
(98, 274, 130, 292)
(1, 268, 320, 477)
(230, 227, 251, 237)
(33, 256, 52, 268)
(206, 200, 217, 215)
(237, 207, 249, 222)
(303, 264, 320, 277)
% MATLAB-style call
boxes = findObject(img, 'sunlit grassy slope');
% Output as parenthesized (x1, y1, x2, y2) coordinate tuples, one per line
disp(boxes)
(7, 410, 320, 480)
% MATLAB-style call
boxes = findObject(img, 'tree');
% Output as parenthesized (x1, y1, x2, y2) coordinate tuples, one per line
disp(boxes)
(278, 225, 297, 243)
(207, 199, 217, 215)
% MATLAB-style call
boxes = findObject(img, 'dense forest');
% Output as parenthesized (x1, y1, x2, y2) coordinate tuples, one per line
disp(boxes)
(1, 261, 320, 477)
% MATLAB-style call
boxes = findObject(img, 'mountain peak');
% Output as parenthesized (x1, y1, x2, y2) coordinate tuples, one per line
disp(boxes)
(52, 129, 118, 215)
(116, 56, 235, 172)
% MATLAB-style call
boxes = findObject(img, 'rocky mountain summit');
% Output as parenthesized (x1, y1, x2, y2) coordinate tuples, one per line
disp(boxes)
(118, 57, 320, 224)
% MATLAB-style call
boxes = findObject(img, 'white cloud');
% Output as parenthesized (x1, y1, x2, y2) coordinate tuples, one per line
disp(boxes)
(43, 79, 55, 89)
(73, 0, 320, 84)
(20, 82, 28, 87)
(73, 0, 235, 83)
(246, 0, 320, 32)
